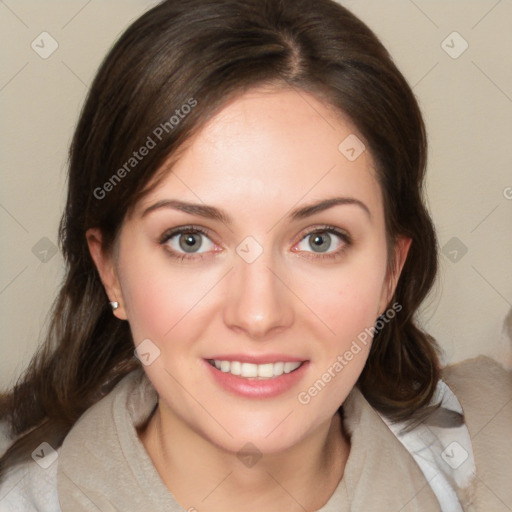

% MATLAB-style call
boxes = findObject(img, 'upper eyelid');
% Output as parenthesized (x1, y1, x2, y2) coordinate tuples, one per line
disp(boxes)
(160, 224, 350, 249)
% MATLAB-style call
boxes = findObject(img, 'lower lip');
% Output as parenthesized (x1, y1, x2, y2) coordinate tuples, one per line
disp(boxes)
(203, 360, 309, 399)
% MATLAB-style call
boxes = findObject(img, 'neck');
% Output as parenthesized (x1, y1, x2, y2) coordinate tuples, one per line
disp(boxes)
(138, 404, 350, 512)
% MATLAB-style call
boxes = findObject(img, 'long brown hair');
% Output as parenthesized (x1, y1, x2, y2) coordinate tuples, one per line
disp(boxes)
(1, 0, 443, 478)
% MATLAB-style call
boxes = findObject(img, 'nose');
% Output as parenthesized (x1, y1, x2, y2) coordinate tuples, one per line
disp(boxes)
(222, 250, 294, 340)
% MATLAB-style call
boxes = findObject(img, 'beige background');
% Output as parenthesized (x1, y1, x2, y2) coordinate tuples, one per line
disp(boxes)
(1, 0, 511, 389)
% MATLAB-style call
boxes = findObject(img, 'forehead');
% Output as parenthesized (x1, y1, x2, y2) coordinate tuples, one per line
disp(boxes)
(135, 86, 383, 222)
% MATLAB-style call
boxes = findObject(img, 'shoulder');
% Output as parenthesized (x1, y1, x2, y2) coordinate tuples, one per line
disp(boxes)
(441, 355, 511, 426)
(442, 353, 511, 384)
(442, 355, 512, 510)
(0, 446, 61, 512)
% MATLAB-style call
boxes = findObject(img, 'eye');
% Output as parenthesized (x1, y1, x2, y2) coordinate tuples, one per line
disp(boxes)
(159, 226, 217, 262)
(159, 224, 351, 263)
(294, 226, 351, 261)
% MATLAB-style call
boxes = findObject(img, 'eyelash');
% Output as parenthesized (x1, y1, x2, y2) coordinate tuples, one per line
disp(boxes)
(158, 224, 352, 263)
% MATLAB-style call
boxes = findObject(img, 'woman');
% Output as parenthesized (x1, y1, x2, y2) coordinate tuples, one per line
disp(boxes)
(0, 0, 510, 510)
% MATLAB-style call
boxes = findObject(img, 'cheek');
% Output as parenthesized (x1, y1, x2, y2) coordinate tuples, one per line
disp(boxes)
(294, 253, 387, 415)
(116, 240, 211, 344)
(300, 247, 388, 340)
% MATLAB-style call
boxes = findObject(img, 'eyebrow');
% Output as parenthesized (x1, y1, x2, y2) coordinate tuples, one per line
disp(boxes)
(141, 196, 371, 224)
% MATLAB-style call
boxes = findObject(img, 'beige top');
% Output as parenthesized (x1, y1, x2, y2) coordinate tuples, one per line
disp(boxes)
(57, 369, 444, 511)
(56, 365, 444, 511)
(1, 355, 510, 511)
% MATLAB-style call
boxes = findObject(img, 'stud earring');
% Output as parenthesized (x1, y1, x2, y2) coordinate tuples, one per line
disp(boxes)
(109, 301, 119, 311)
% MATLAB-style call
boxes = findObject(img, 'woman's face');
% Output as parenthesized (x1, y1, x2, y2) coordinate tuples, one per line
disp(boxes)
(91, 86, 408, 455)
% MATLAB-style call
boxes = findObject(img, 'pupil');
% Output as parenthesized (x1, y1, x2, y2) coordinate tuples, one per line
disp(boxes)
(311, 233, 330, 252)
(180, 233, 201, 252)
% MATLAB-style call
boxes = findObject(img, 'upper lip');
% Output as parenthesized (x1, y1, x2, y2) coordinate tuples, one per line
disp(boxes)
(206, 354, 307, 364)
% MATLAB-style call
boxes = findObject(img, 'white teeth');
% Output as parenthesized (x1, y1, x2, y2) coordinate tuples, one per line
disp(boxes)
(284, 362, 301, 373)
(230, 361, 242, 375)
(209, 359, 303, 379)
(241, 363, 258, 378)
(258, 363, 274, 378)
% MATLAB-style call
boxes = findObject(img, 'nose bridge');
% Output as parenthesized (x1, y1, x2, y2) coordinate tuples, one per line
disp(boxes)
(223, 243, 293, 338)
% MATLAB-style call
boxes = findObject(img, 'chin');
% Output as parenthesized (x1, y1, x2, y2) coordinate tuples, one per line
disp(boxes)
(196, 406, 331, 458)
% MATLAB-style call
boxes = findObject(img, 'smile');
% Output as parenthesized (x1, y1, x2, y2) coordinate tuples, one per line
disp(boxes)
(207, 359, 303, 379)
(204, 357, 309, 398)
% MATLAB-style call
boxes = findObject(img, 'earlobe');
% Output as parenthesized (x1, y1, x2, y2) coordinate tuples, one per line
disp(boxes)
(85, 228, 127, 320)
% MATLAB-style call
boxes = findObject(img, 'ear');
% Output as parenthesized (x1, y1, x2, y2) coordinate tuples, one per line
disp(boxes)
(378, 236, 412, 316)
(86, 228, 128, 320)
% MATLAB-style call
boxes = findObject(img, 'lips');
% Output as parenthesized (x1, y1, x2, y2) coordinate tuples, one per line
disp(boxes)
(203, 355, 309, 398)
(207, 359, 303, 379)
